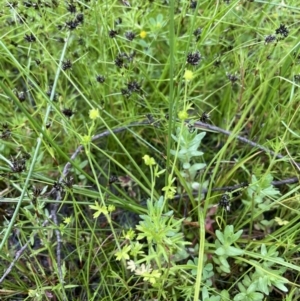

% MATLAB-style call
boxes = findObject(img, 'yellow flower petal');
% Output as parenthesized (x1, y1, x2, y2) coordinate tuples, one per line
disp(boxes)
(184, 69, 194, 81)
(89, 108, 100, 120)
(140, 30, 147, 39)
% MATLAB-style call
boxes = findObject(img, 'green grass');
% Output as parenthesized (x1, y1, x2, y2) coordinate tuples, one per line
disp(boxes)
(1, 0, 300, 300)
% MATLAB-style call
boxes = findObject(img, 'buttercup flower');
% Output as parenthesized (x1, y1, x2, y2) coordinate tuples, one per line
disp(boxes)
(89, 108, 100, 120)
(89, 201, 108, 218)
(140, 30, 147, 39)
(178, 110, 189, 120)
(142, 154, 156, 166)
(184, 69, 194, 81)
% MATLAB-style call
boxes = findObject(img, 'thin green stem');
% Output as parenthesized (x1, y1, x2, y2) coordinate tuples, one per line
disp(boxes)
(166, 0, 175, 187)
(194, 209, 205, 301)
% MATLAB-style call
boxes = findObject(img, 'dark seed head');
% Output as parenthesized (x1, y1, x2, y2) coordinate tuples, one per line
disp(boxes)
(127, 81, 141, 93)
(65, 20, 79, 30)
(62, 59, 72, 70)
(76, 13, 84, 23)
(62, 108, 75, 118)
(275, 24, 289, 38)
(227, 73, 238, 83)
(125, 31, 136, 41)
(121, 88, 131, 98)
(190, 1, 197, 9)
(187, 51, 201, 66)
(67, 3, 76, 13)
(109, 30, 118, 38)
(17, 91, 26, 102)
(219, 193, 230, 211)
(264, 35, 276, 44)
(96, 75, 105, 83)
(200, 112, 210, 123)
(24, 33, 36, 42)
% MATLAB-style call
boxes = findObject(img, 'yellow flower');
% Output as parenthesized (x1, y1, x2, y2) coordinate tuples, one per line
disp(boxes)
(178, 110, 189, 120)
(142, 154, 156, 166)
(89, 201, 108, 218)
(108, 204, 116, 212)
(140, 30, 147, 39)
(63, 216, 72, 224)
(123, 229, 135, 240)
(184, 69, 194, 81)
(162, 176, 177, 200)
(81, 135, 91, 145)
(89, 108, 100, 120)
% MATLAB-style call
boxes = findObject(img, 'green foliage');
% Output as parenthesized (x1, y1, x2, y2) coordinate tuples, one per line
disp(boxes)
(188, 255, 214, 286)
(171, 125, 207, 192)
(244, 174, 281, 208)
(201, 287, 230, 301)
(1, 0, 300, 300)
(213, 225, 244, 273)
(234, 244, 289, 300)
(136, 196, 189, 262)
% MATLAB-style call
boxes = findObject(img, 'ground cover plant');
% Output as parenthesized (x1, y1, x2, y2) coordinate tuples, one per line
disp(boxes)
(0, 0, 300, 300)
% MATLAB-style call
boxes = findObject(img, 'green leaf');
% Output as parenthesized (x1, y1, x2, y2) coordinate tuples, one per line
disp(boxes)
(231, 229, 243, 243)
(183, 162, 191, 169)
(226, 246, 244, 256)
(215, 229, 225, 244)
(273, 281, 288, 292)
(190, 150, 204, 157)
(256, 276, 269, 295)
(260, 244, 267, 256)
(215, 247, 226, 256)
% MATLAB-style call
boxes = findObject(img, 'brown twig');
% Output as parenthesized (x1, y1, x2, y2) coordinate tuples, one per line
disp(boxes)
(193, 120, 300, 169)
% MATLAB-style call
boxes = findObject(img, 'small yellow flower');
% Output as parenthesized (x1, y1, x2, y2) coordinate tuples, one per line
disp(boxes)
(63, 216, 72, 224)
(178, 110, 189, 120)
(184, 69, 194, 81)
(142, 154, 156, 166)
(162, 176, 177, 200)
(89, 108, 100, 120)
(81, 135, 91, 145)
(89, 201, 108, 218)
(108, 204, 116, 212)
(123, 229, 135, 240)
(140, 30, 147, 39)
